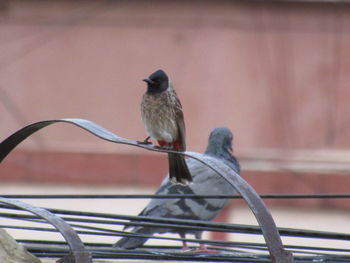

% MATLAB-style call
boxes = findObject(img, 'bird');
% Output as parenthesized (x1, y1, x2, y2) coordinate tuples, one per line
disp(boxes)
(114, 127, 240, 250)
(140, 69, 192, 185)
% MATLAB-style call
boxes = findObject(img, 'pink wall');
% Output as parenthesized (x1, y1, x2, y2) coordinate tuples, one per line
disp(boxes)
(1, 1, 350, 162)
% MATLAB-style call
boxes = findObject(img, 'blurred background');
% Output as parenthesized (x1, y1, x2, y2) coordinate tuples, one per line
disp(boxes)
(1, 0, 350, 247)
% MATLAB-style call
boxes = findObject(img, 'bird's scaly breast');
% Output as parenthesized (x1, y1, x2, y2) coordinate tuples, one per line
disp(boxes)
(141, 92, 178, 142)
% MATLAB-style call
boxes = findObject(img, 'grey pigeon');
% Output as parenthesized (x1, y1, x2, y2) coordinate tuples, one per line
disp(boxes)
(114, 127, 240, 250)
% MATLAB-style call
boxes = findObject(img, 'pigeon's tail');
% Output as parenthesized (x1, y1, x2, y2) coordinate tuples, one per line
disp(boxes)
(114, 227, 154, 249)
(168, 153, 192, 185)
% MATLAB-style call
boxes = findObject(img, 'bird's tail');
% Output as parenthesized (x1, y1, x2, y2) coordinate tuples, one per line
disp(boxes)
(168, 153, 192, 185)
(114, 227, 154, 249)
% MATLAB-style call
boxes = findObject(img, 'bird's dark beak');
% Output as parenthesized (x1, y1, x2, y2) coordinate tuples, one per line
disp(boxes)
(143, 78, 154, 85)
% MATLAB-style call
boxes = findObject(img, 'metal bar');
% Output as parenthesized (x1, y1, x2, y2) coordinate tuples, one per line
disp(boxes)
(2, 207, 350, 242)
(0, 118, 293, 262)
(21, 242, 350, 260)
(2, 193, 350, 199)
(0, 197, 92, 263)
(24, 239, 350, 254)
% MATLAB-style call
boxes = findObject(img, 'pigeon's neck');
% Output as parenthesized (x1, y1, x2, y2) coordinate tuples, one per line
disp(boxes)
(204, 143, 225, 157)
(205, 146, 240, 174)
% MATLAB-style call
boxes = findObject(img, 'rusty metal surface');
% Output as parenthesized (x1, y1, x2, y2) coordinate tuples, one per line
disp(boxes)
(0, 197, 92, 263)
(0, 118, 293, 262)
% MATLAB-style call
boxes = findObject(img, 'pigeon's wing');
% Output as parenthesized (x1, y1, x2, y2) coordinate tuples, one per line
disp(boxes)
(140, 156, 236, 221)
(180, 156, 236, 221)
(139, 176, 196, 219)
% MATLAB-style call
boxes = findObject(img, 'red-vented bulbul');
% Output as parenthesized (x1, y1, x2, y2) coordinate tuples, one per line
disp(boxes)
(140, 69, 192, 185)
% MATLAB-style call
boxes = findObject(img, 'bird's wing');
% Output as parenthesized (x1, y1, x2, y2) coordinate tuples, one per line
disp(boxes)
(176, 113, 186, 151)
(138, 156, 236, 221)
(171, 89, 186, 151)
(182, 157, 236, 220)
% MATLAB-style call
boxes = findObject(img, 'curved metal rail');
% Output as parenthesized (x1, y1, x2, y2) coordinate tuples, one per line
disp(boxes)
(0, 118, 294, 262)
(0, 197, 92, 263)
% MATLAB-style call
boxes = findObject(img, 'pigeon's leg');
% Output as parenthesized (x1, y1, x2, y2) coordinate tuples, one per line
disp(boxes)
(179, 233, 189, 250)
(137, 136, 152, 145)
(195, 232, 207, 251)
(198, 243, 207, 250)
(190, 232, 218, 253)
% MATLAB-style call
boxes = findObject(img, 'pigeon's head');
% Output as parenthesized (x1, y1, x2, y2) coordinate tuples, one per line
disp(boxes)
(143, 69, 169, 93)
(206, 127, 234, 155)
(205, 127, 240, 173)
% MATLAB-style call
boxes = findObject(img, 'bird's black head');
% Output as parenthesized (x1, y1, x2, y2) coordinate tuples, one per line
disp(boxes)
(143, 69, 169, 93)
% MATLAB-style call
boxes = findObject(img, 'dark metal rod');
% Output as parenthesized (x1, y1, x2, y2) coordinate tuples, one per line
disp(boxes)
(22, 241, 350, 260)
(0, 213, 264, 235)
(2, 208, 350, 242)
(4, 217, 350, 256)
(2, 193, 350, 199)
(19, 240, 350, 261)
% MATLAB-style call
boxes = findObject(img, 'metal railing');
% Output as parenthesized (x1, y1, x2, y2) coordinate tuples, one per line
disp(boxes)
(1, 119, 349, 262)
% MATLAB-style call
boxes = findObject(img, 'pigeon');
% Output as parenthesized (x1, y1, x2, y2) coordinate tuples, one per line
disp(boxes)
(140, 69, 192, 184)
(114, 127, 240, 250)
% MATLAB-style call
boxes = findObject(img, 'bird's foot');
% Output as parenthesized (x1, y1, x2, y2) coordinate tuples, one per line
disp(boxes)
(137, 136, 152, 145)
(188, 248, 219, 254)
(185, 244, 219, 254)
(154, 145, 172, 150)
(181, 241, 190, 251)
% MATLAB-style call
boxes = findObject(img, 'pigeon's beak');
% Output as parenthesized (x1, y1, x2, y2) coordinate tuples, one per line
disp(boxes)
(227, 144, 233, 154)
(143, 78, 154, 85)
